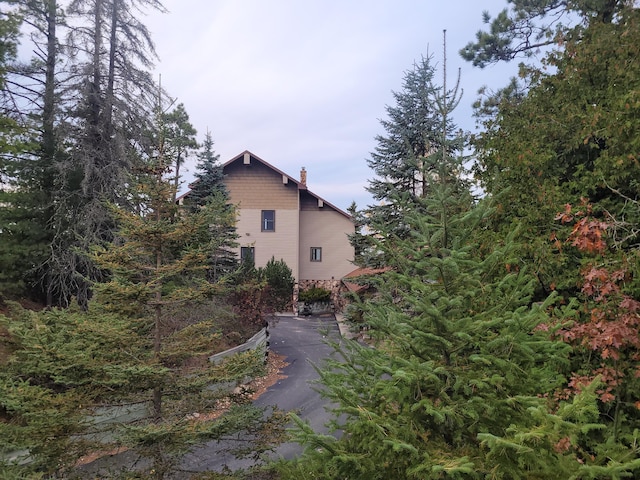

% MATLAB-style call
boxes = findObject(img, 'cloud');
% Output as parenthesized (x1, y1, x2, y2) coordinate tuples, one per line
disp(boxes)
(149, 0, 521, 211)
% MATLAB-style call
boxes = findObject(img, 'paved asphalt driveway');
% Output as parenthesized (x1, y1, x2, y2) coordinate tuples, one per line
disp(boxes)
(178, 313, 343, 474)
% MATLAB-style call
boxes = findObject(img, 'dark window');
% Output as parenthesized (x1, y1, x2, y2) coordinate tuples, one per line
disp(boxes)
(310, 247, 322, 262)
(262, 210, 275, 232)
(241, 246, 255, 262)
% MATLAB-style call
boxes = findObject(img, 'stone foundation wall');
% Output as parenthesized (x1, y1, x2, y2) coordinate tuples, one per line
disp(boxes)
(296, 279, 345, 312)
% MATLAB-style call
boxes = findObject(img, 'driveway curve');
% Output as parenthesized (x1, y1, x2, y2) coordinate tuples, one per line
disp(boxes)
(179, 313, 343, 473)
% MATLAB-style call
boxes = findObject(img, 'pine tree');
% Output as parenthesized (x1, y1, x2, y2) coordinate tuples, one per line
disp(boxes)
(42, 0, 167, 306)
(0, 109, 282, 478)
(86, 105, 282, 478)
(460, 0, 631, 67)
(280, 133, 583, 479)
(0, 2, 57, 302)
(162, 102, 198, 202)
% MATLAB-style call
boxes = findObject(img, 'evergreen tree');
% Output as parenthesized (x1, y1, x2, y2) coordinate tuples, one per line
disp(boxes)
(0, 1, 58, 302)
(0, 5, 19, 80)
(96, 126, 280, 478)
(261, 256, 295, 313)
(162, 102, 198, 202)
(460, 0, 632, 67)
(0, 303, 159, 477)
(346, 201, 375, 267)
(0, 0, 170, 305)
(188, 129, 239, 282)
(0, 300, 277, 478)
(189, 128, 226, 207)
(358, 52, 470, 265)
(470, 6, 640, 300)
(275, 38, 640, 479)
(42, 0, 167, 306)
(278, 101, 578, 479)
(279, 213, 593, 478)
(0, 109, 282, 478)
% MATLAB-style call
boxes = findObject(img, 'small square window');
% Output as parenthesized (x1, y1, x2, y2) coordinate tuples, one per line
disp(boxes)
(310, 247, 322, 262)
(241, 246, 255, 262)
(262, 210, 275, 232)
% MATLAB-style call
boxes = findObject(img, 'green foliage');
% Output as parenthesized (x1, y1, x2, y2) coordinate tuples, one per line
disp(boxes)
(471, 6, 640, 299)
(277, 30, 640, 476)
(283, 194, 588, 478)
(261, 257, 295, 312)
(1, 6, 282, 477)
(186, 131, 239, 281)
(226, 257, 295, 323)
(162, 103, 198, 193)
(278, 41, 575, 471)
(0, 6, 19, 86)
(189, 129, 227, 208)
(200, 191, 240, 283)
(0, 185, 51, 299)
(0, 8, 50, 301)
(355, 52, 470, 266)
(298, 287, 331, 304)
(0, 302, 159, 477)
(0, 299, 278, 478)
(0, 113, 280, 477)
(346, 201, 375, 267)
(460, 0, 631, 67)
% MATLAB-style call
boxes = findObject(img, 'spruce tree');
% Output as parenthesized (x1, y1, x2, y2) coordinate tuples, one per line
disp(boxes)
(188, 129, 239, 282)
(358, 52, 469, 266)
(276, 41, 605, 479)
(283, 141, 574, 479)
(189, 129, 226, 207)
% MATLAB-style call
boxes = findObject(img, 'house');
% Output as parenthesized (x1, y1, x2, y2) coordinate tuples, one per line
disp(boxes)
(181, 151, 355, 308)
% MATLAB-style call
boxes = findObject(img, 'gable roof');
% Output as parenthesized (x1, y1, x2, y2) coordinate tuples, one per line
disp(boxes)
(194, 150, 352, 219)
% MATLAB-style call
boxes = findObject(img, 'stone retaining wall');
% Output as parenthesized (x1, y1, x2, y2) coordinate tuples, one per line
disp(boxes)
(297, 279, 345, 312)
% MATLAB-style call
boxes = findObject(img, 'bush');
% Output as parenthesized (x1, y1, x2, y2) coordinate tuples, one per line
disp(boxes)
(298, 287, 331, 303)
(262, 257, 295, 312)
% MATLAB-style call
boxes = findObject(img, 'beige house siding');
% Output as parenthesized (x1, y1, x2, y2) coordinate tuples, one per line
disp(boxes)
(236, 208, 299, 279)
(299, 209, 354, 282)
(224, 158, 299, 209)
(178, 152, 357, 312)
(178, 151, 357, 307)
(224, 154, 301, 279)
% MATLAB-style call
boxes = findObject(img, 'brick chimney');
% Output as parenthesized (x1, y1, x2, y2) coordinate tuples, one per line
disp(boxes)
(300, 167, 307, 186)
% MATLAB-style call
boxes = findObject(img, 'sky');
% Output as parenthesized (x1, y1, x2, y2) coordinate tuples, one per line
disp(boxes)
(146, 0, 520, 212)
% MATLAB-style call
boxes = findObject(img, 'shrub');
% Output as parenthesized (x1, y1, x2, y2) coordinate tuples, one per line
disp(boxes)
(261, 257, 295, 312)
(298, 287, 331, 303)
